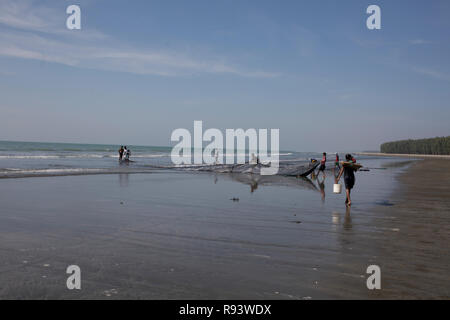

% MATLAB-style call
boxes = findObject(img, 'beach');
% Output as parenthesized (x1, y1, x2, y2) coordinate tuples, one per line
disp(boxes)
(1, 0, 449, 306)
(367, 159, 450, 298)
(0, 155, 448, 299)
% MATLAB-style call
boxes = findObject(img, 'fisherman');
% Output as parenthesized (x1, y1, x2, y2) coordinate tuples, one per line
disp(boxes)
(123, 146, 129, 160)
(118, 146, 124, 161)
(336, 153, 357, 207)
(317, 152, 327, 177)
(335, 153, 340, 169)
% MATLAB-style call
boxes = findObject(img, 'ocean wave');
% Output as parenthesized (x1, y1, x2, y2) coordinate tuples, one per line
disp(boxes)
(0, 154, 101, 159)
(0, 153, 169, 159)
(0, 168, 107, 174)
(0, 151, 290, 159)
(0, 167, 157, 178)
(127, 154, 168, 158)
(0, 168, 22, 172)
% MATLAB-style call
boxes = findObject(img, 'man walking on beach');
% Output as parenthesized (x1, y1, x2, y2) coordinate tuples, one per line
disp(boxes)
(336, 154, 356, 207)
(317, 152, 327, 177)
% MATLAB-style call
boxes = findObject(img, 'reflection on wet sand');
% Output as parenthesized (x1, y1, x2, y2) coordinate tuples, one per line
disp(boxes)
(119, 173, 129, 187)
(331, 207, 353, 231)
(316, 176, 325, 203)
(332, 211, 340, 225)
(343, 206, 352, 230)
(1, 158, 444, 299)
(212, 172, 319, 193)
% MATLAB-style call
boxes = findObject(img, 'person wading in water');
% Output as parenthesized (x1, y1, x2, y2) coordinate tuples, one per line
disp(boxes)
(118, 146, 124, 161)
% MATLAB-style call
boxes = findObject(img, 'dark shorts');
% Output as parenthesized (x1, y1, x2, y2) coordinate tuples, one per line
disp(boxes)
(344, 177, 355, 190)
(318, 164, 326, 171)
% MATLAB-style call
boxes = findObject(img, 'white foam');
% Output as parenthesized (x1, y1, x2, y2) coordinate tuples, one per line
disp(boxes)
(0, 168, 108, 175)
(0, 153, 169, 159)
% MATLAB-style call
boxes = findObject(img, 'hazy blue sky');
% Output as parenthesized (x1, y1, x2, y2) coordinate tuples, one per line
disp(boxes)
(0, 0, 449, 151)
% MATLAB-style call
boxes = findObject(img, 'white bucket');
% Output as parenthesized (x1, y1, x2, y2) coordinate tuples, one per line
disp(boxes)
(333, 183, 342, 194)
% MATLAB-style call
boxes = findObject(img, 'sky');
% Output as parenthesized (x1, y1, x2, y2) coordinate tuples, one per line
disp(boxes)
(0, 0, 449, 152)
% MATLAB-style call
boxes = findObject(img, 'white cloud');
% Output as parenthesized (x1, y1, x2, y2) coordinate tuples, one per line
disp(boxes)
(0, 0, 54, 31)
(409, 39, 431, 45)
(412, 67, 450, 81)
(0, 0, 279, 78)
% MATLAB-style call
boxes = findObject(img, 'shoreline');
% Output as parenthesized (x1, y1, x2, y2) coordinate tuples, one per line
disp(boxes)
(356, 152, 450, 159)
(370, 158, 450, 298)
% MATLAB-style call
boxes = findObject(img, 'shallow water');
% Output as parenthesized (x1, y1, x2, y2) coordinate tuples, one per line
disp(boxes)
(0, 155, 413, 299)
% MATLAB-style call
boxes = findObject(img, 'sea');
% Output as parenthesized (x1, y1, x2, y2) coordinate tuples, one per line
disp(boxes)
(0, 140, 354, 178)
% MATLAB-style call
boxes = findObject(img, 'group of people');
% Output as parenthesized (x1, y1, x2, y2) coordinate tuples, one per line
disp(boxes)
(314, 152, 357, 207)
(118, 146, 131, 161)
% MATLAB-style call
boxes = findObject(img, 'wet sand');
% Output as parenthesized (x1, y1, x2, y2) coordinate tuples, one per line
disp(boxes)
(366, 159, 450, 298)
(0, 159, 448, 299)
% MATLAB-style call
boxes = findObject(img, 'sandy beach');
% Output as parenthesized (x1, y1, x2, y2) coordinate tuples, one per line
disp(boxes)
(0, 157, 448, 299)
(325, 158, 450, 299)
(368, 158, 450, 298)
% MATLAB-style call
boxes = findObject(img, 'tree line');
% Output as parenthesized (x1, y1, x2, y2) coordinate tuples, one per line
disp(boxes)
(380, 136, 450, 155)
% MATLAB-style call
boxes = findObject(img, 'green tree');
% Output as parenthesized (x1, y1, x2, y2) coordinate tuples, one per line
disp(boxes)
(380, 136, 450, 155)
